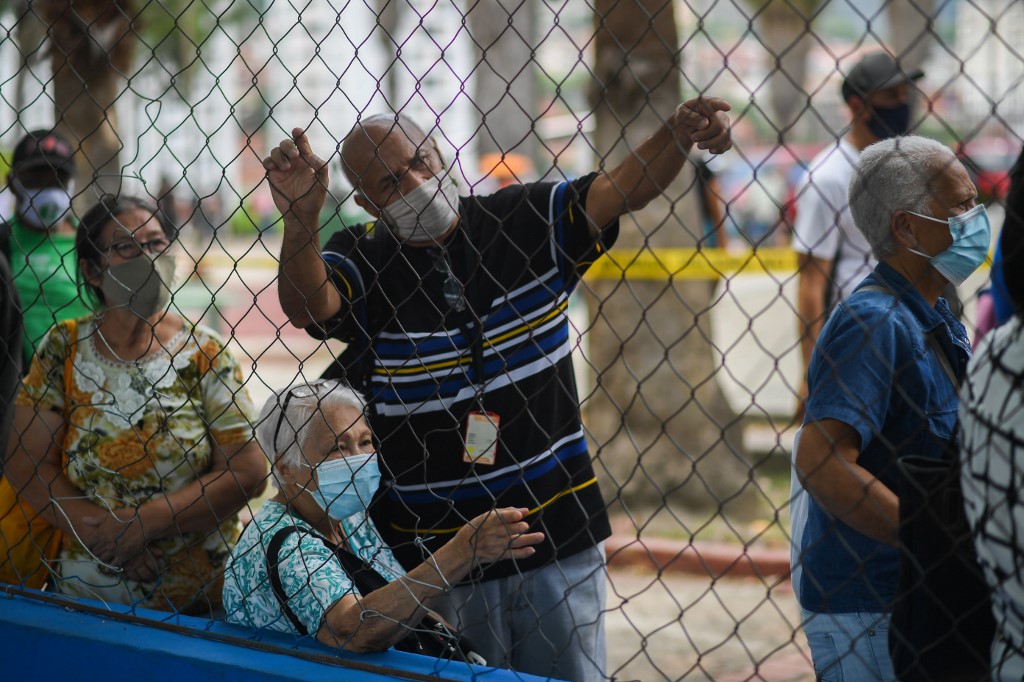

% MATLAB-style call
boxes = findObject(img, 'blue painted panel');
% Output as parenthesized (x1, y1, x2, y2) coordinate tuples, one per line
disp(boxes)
(0, 589, 558, 681)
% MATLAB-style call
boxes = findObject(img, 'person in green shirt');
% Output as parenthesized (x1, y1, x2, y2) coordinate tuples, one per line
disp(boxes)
(3, 130, 91, 367)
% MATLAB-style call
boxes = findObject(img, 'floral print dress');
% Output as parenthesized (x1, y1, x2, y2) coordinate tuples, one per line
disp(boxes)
(16, 315, 256, 614)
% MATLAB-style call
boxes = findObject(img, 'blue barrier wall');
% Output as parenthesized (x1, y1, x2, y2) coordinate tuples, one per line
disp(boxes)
(0, 589, 556, 681)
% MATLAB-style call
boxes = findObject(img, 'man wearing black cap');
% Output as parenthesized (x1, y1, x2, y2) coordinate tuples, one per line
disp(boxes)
(792, 52, 925, 415)
(2, 129, 90, 367)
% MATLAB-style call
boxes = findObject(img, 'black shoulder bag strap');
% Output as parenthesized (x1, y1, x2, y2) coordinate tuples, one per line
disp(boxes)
(266, 524, 389, 635)
(822, 233, 844, 314)
(266, 524, 483, 663)
(267, 524, 313, 636)
(0, 220, 9, 260)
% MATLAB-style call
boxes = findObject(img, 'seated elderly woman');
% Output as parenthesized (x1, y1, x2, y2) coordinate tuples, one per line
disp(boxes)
(222, 380, 544, 651)
(5, 194, 267, 613)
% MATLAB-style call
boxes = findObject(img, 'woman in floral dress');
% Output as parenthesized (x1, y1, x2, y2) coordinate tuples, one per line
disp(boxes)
(6, 195, 267, 614)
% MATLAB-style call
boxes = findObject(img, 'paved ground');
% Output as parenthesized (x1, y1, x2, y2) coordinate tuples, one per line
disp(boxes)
(605, 569, 811, 681)
(186, 235, 815, 681)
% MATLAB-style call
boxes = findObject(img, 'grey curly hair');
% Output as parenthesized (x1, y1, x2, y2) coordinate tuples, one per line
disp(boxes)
(848, 135, 961, 259)
(255, 380, 367, 478)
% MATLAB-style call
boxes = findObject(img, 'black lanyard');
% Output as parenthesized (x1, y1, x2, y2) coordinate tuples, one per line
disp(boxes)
(434, 239, 487, 405)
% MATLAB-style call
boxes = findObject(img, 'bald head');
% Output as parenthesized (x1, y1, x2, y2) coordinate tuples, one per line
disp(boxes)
(340, 113, 431, 190)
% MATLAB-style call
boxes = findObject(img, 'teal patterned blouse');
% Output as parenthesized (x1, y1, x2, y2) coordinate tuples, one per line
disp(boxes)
(222, 500, 406, 635)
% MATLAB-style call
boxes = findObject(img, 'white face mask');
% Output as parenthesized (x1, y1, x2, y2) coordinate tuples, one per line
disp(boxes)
(101, 254, 179, 318)
(14, 179, 73, 230)
(380, 174, 460, 244)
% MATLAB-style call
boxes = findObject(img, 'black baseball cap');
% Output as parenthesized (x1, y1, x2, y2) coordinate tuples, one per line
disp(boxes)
(841, 52, 924, 102)
(11, 129, 76, 175)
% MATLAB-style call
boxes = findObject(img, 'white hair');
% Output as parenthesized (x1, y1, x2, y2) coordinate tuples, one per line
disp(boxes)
(255, 380, 367, 478)
(848, 135, 961, 259)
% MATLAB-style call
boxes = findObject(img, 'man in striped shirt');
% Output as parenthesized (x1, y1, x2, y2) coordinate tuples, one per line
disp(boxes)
(266, 103, 733, 680)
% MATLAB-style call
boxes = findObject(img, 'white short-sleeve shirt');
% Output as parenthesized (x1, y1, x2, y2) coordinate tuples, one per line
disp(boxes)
(792, 138, 875, 306)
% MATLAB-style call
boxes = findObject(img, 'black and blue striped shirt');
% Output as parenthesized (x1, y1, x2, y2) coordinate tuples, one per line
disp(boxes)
(310, 175, 617, 580)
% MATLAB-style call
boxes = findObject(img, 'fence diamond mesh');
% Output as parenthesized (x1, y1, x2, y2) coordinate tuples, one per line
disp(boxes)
(0, 0, 1021, 680)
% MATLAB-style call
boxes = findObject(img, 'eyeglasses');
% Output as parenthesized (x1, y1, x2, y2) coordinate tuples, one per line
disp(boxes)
(272, 380, 338, 453)
(103, 238, 171, 259)
(433, 254, 467, 312)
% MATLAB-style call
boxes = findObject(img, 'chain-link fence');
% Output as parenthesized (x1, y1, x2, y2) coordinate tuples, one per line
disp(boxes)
(0, 0, 1021, 680)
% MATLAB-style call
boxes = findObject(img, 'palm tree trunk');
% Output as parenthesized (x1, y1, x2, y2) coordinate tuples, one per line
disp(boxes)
(886, 0, 936, 71)
(751, 0, 818, 140)
(466, 0, 538, 167)
(373, 0, 402, 108)
(42, 0, 135, 207)
(587, 0, 755, 516)
(886, 0, 936, 123)
(13, 1, 46, 121)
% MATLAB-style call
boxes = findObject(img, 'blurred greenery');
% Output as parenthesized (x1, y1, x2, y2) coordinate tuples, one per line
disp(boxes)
(135, 0, 269, 91)
(227, 201, 279, 236)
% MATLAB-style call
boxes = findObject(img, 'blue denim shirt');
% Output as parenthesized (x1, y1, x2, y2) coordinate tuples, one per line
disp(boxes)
(798, 262, 971, 614)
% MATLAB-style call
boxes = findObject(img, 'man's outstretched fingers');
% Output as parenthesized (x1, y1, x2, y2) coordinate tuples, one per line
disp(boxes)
(684, 96, 733, 116)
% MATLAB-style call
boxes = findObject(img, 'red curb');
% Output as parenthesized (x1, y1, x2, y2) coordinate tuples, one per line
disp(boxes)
(605, 535, 792, 580)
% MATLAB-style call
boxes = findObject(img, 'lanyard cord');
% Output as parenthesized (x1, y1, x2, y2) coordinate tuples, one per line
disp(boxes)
(436, 237, 487, 408)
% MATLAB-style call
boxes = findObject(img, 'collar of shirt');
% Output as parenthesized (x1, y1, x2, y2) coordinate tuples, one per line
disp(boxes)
(865, 261, 972, 360)
(866, 262, 958, 332)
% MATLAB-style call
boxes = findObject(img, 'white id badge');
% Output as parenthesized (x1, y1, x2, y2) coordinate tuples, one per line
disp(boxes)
(463, 411, 500, 465)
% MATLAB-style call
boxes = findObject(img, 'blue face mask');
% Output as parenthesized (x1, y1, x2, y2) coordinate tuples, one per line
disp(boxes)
(906, 204, 992, 287)
(867, 103, 911, 140)
(305, 452, 381, 521)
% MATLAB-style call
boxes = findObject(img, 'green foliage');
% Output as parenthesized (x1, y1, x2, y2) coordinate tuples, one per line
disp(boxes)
(227, 201, 279, 236)
(135, 0, 268, 77)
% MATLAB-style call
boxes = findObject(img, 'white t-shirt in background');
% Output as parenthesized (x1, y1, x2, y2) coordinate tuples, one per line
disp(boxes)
(792, 138, 875, 307)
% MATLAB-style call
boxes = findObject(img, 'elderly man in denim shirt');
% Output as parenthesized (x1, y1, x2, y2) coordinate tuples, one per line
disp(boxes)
(793, 135, 990, 680)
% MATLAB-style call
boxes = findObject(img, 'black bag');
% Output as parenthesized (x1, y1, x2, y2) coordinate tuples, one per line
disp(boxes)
(266, 524, 486, 664)
(889, 453, 995, 681)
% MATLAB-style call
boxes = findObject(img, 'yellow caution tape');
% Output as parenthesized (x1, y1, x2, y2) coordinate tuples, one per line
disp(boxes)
(585, 247, 993, 282)
(584, 247, 799, 281)
(196, 245, 991, 283)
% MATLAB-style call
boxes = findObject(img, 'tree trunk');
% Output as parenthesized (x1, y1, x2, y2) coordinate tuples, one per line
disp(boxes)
(373, 0, 402, 109)
(885, 0, 936, 72)
(42, 0, 135, 207)
(466, 0, 538, 168)
(886, 0, 936, 122)
(751, 0, 818, 141)
(13, 1, 47, 121)
(587, 0, 755, 517)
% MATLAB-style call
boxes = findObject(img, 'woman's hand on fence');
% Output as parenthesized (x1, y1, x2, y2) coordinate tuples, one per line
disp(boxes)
(264, 127, 329, 228)
(457, 507, 545, 565)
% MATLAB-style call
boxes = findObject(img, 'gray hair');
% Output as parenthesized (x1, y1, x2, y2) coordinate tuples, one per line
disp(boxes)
(848, 135, 960, 259)
(255, 380, 367, 478)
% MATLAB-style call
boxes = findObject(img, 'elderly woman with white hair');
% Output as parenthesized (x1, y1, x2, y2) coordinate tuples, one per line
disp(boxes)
(792, 135, 990, 679)
(222, 380, 544, 653)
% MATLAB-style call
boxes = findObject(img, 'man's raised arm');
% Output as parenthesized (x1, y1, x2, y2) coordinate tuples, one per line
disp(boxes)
(584, 97, 733, 236)
(266, 127, 343, 329)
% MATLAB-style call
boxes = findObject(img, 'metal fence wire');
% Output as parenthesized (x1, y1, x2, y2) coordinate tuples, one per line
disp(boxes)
(0, 0, 1022, 680)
